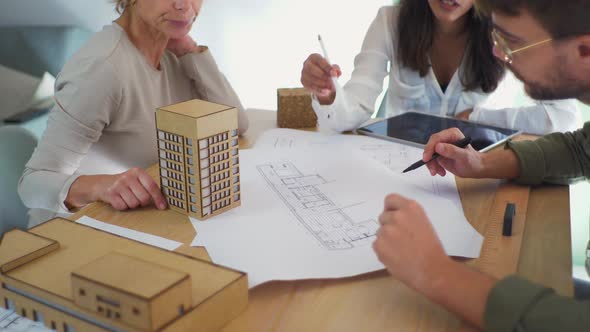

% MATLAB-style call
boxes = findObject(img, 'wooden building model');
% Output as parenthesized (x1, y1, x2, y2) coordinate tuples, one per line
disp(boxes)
(277, 88, 317, 128)
(0, 218, 248, 332)
(155, 99, 241, 220)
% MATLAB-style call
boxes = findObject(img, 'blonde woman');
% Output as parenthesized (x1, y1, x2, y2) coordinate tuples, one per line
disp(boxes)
(19, 0, 248, 226)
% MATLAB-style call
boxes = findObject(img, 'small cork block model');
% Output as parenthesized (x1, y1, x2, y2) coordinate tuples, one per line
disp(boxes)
(277, 88, 318, 128)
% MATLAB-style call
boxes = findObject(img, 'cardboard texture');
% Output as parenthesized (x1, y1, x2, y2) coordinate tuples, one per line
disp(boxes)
(277, 88, 317, 129)
(0, 218, 248, 332)
(155, 99, 241, 220)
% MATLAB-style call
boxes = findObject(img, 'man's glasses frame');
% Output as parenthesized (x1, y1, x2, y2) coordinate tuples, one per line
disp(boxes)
(492, 29, 553, 64)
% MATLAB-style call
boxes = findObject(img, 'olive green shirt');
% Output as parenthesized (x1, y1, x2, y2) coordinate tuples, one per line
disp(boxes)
(484, 122, 590, 332)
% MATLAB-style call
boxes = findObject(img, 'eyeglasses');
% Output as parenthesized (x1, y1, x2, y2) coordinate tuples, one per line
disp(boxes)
(492, 29, 553, 64)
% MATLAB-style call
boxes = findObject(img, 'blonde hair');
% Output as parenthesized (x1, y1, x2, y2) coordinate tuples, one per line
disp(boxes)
(113, 0, 134, 14)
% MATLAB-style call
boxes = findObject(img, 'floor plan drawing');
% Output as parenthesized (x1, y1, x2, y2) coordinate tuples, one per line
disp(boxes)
(190, 147, 482, 287)
(257, 162, 378, 250)
(358, 144, 446, 196)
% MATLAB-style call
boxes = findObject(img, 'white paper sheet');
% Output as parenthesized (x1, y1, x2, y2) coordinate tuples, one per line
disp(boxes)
(191, 148, 482, 288)
(77, 216, 183, 251)
(255, 128, 463, 209)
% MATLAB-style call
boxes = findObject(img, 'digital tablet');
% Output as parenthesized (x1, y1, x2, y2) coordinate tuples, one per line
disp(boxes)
(355, 112, 521, 152)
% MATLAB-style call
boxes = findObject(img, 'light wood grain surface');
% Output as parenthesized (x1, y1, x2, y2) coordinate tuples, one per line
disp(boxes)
(71, 109, 572, 332)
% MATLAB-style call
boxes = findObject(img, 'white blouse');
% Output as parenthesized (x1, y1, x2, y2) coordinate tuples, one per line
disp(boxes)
(312, 6, 580, 135)
(19, 23, 248, 226)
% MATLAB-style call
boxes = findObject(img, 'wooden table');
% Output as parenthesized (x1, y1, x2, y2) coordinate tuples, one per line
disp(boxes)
(71, 110, 572, 332)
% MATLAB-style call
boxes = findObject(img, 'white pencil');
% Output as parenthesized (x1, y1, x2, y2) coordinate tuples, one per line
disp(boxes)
(318, 34, 331, 65)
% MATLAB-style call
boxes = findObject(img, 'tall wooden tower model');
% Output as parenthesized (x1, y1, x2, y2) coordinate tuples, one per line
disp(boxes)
(155, 99, 241, 220)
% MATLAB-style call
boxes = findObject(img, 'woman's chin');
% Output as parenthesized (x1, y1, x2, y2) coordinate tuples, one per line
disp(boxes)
(166, 30, 190, 40)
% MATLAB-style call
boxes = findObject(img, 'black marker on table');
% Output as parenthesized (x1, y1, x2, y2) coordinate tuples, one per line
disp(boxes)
(502, 203, 516, 237)
(402, 136, 472, 173)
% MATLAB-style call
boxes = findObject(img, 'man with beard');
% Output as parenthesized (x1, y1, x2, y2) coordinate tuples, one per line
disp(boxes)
(372, 0, 590, 331)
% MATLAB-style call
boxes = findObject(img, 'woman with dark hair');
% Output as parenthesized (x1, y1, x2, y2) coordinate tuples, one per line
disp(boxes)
(300, 0, 579, 135)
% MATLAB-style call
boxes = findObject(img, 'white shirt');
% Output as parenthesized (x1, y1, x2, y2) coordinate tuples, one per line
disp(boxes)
(19, 23, 249, 226)
(312, 6, 581, 135)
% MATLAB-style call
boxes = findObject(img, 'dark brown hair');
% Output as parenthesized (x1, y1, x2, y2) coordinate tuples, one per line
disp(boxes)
(397, 0, 504, 93)
(478, 0, 590, 39)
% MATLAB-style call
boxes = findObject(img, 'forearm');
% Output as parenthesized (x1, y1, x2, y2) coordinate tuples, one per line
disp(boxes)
(479, 148, 521, 180)
(471, 100, 579, 135)
(507, 124, 590, 185)
(179, 50, 248, 134)
(418, 259, 497, 330)
(18, 168, 80, 212)
(312, 89, 374, 133)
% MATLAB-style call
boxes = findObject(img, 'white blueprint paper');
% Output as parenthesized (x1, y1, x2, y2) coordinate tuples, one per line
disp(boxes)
(0, 307, 51, 331)
(255, 128, 463, 209)
(191, 148, 482, 288)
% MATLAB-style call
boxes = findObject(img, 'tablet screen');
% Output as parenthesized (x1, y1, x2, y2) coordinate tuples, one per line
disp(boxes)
(357, 112, 520, 151)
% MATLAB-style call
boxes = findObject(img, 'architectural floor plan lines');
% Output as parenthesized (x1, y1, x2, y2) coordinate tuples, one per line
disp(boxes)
(359, 144, 444, 196)
(257, 162, 378, 250)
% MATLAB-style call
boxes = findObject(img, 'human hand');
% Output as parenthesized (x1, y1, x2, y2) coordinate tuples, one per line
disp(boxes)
(373, 194, 451, 292)
(300, 53, 342, 104)
(166, 35, 204, 57)
(96, 168, 167, 211)
(456, 108, 473, 120)
(422, 128, 485, 178)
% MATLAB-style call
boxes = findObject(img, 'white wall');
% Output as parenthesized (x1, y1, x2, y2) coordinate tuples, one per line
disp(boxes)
(194, 0, 392, 110)
(1, 0, 393, 109)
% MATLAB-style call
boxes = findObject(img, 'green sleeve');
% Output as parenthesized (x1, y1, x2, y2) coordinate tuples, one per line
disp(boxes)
(507, 122, 590, 185)
(485, 276, 590, 332)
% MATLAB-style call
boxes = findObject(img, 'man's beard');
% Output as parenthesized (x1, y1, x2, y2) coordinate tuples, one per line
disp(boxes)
(508, 61, 588, 101)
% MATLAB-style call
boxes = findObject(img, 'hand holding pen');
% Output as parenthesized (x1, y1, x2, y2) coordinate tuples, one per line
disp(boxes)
(403, 136, 472, 173)
(418, 128, 487, 178)
(300, 35, 342, 104)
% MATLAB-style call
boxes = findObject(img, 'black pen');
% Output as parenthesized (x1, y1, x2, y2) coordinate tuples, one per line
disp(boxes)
(402, 136, 472, 173)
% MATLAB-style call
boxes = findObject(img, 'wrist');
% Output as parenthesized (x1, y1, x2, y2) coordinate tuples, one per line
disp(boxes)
(479, 152, 493, 179)
(180, 45, 206, 57)
(65, 174, 111, 209)
(316, 92, 336, 105)
(415, 254, 455, 296)
(194, 45, 207, 53)
(65, 175, 90, 209)
(480, 149, 520, 180)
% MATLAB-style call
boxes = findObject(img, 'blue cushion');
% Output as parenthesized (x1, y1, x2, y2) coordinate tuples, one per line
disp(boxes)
(0, 126, 38, 234)
(0, 26, 92, 77)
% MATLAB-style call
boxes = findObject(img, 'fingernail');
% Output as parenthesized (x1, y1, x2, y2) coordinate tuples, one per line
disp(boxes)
(158, 202, 166, 209)
(436, 144, 445, 153)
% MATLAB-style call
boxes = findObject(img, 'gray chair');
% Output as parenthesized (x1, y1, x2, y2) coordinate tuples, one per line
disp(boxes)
(376, 90, 388, 118)
(0, 125, 37, 235)
(0, 26, 93, 78)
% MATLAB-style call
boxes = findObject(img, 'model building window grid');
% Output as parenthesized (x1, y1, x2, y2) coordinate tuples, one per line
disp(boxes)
(157, 131, 189, 212)
(157, 128, 240, 219)
(198, 129, 241, 217)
